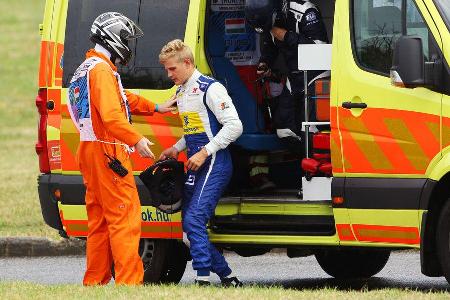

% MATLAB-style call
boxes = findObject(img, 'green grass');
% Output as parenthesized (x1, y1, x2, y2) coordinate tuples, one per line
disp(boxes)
(0, 282, 449, 300)
(0, 0, 58, 239)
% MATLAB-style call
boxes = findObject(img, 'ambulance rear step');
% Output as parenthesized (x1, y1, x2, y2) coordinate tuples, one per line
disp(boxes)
(210, 213, 335, 236)
(213, 195, 335, 236)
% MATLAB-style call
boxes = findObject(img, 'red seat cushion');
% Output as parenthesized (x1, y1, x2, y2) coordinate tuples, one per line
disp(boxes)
(302, 158, 320, 174)
(313, 133, 330, 150)
(318, 163, 332, 175)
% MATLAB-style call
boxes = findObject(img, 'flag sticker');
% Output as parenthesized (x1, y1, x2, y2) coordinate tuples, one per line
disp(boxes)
(220, 102, 230, 110)
(225, 18, 246, 34)
(74, 86, 80, 100)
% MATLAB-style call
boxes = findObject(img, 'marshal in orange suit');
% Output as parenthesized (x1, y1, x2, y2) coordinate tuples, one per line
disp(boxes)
(67, 12, 175, 285)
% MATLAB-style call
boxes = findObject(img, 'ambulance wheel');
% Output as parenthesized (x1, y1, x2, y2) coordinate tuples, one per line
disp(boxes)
(436, 199, 450, 284)
(110, 239, 169, 283)
(315, 248, 390, 279)
(139, 238, 170, 283)
(159, 240, 190, 283)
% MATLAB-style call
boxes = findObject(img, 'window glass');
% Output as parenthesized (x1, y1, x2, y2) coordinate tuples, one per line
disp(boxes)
(63, 0, 139, 87)
(124, 1, 189, 89)
(433, 0, 450, 31)
(353, 0, 433, 75)
(63, 0, 189, 89)
(406, 0, 429, 59)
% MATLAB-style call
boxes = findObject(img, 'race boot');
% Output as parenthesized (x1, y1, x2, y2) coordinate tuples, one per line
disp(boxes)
(194, 279, 211, 286)
(221, 276, 243, 287)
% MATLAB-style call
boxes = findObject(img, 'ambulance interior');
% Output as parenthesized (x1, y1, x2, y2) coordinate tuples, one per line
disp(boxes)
(204, 0, 335, 197)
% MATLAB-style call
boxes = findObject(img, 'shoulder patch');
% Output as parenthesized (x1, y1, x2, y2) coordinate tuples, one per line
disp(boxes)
(305, 10, 317, 22)
(197, 75, 216, 93)
(219, 101, 230, 110)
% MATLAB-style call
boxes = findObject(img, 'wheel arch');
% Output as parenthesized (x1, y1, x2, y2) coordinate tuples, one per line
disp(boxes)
(420, 172, 450, 277)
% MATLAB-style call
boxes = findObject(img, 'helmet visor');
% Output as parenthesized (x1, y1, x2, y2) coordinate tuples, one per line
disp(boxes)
(120, 16, 144, 40)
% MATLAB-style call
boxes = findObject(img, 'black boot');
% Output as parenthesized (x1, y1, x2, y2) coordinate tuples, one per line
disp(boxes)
(194, 279, 211, 286)
(221, 276, 243, 287)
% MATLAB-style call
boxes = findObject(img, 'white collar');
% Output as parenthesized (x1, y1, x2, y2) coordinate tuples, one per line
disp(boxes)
(182, 69, 201, 90)
(94, 44, 112, 60)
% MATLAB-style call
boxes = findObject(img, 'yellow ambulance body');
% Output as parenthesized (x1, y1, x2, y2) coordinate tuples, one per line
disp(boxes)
(36, 0, 450, 283)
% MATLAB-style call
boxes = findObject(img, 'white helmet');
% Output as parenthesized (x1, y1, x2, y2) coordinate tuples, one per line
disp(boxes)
(90, 12, 143, 65)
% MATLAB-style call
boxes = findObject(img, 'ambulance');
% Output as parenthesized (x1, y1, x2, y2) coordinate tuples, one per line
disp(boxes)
(36, 0, 450, 284)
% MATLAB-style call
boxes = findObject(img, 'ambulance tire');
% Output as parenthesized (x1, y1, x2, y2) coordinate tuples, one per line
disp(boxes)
(436, 199, 450, 285)
(315, 248, 390, 279)
(159, 240, 190, 283)
(139, 238, 170, 283)
(110, 239, 170, 283)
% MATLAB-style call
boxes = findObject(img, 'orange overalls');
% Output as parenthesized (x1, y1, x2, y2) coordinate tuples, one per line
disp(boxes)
(74, 50, 155, 285)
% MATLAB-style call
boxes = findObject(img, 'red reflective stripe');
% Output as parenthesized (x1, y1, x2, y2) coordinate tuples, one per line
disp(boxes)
(141, 232, 182, 239)
(63, 219, 86, 225)
(339, 109, 375, 172)
(352, 224, 420, 245)
(172, 232, 183, 239)
(66, 232, 183, 239)
(54, 43, 64, 86)
(142, 221, 182, 227)
(336, 224, 356, 241)
(339, 107, 440, 174)
(60, 212, 182, 239)
(63, 219, 181, 227)
(66, 230, 87, 236)
(39, 41, 55, 87)
(362, 111, 416, 172)
(402, 116, 440, 160)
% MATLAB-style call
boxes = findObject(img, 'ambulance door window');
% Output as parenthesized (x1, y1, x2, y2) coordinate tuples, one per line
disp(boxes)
(63, 0, 140, 87)
(63, 0, 190, 90)
(433, 0, 450, 31)
(403, 0, 448, 94)
(352, 0, 438, 76)
(405, 0, 430, 60)
(130, 0, 189, 90)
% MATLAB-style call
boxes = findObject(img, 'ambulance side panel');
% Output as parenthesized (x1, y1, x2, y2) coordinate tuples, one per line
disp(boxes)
(331, 0, 446, 248)
(38, 0, 203, 238)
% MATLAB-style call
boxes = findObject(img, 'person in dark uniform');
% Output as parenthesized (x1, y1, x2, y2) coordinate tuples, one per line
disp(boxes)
(245, 0, 330, 154)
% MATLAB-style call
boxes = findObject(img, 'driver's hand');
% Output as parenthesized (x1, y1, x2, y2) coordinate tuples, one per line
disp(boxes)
(159, 147, 179, 160)
(186, 148, 208, 171)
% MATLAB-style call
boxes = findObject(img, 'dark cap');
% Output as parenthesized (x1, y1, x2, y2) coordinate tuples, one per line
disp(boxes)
(245, 0, 276, 33)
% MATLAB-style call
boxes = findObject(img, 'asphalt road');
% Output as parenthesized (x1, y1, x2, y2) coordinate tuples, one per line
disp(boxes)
(1, 251, 449, 291)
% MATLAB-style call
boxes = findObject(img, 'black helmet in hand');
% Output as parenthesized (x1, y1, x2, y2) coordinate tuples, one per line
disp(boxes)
(90, 12, 143, 65)
(139, 158, 185, 214)
(245, 0, 276, 34)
